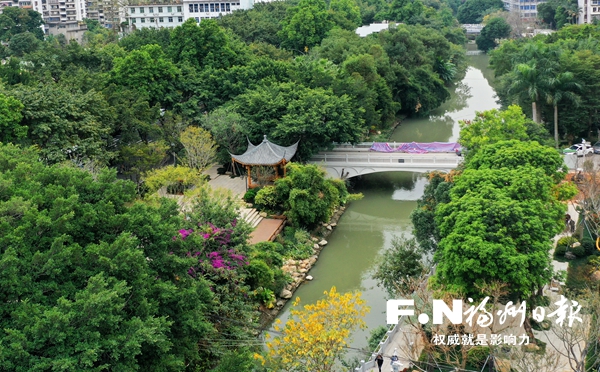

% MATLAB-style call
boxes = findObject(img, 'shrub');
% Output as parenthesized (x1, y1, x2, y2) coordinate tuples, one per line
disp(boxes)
(250, 243, 284, 267)
(243, 187, 260, 203)
(246, 260, 274, 289)
(254, 185, 281, 211)
(581, 237, 595, 254)
(368, 326, 389, 352)
(272, 269, 290, 294)
(466, 347, 490, 369)
(572, 245, 587, 257)
(555, 236, 578, 257)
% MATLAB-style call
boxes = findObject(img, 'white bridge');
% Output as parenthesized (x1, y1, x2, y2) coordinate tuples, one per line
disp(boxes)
(309, 145, 462, 179)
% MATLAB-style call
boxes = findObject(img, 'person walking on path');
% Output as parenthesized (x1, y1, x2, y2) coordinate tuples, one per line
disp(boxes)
(375, 354, 384, 372)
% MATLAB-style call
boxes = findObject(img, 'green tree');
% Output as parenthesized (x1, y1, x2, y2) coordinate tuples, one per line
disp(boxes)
(0, 7, 44, 41)
(7, 32, 41, 56)
(8, 83, 117, 165)
(458, 105, 530, 153)
(201, 106, 248, 165)
(0, 143, 225, 371)
(387, 0, 425, 23)
(545, 71, 581, 148)
(457, 0, 504, 23)
(255, 163, 351, 228)
(507, 62, 552, 123)
(170, 18, 247, 69)
(373, 236, 426, 296)
(179, 126, 217, 171)
(434, 165, 564, 300)
(0, 92, 25, 142)
(476, 17, 511, 52)
(329, 0, 363, 30)
(410, 172, 451, 252)
(537, 2, 557, 29)
(111, 44, 180, 108)
(233, 82, 364, 160)
(279, 0, 333, 51)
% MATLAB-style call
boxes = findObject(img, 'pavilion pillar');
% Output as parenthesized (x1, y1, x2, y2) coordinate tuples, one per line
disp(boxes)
(283, 161, 287, 177)
(246, 165, 252, 189)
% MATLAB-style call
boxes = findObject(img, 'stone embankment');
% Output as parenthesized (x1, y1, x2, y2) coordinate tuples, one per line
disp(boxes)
(263, 206, 346, 318)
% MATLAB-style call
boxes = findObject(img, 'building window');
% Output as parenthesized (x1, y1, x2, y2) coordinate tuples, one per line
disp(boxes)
(139, 7, 144, 12)
(189, 4, 193, 11)
(158, 6, 163, 12)
(210, 3, 215, 11)
(150, 17, 154, 22)
(131, 17, 136, 23)
(226, 3, 230, 11)
(178, 16, 183, 21)
(141, 17, 145, 22)
(130, 7, 134, 13)
(195, 16, 199, 21)
(177, 6, 182, 11)
(149, 7, 153, 12)
(220, 3, 225, 11)
(168, 16, 173, 21)
(167, 6, 171, 11)
(194, 4, 198, 12)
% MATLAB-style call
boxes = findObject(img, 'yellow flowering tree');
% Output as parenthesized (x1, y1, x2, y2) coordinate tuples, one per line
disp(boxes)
(261, 286, 369, 372)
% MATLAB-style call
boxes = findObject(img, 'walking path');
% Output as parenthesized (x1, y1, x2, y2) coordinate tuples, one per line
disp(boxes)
(205, 165, 284, 244)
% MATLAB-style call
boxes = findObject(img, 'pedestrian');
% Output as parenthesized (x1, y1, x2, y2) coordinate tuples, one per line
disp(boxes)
(375, 354, 384, 372)
(565, 214, 571, 232)
(569, 218, 576, 233)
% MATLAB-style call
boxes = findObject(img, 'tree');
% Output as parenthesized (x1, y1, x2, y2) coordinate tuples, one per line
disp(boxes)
(279, 0, 333, 51)
(261, 286, 369, 372)
(457, 0, 504, 23)
(387, 0, 425, 24)
(329, 0, 362, 30)
(0, 144, 222, 371)
(232, 82, 364, 160)
(434, 165, 564, 300)
(201, 107, 248, 165)
(179, 126, 217, 171)
(0, 92, 25, 143)
(170, 18, 247, 69)
(143, 165, 204, 194)
(545, 71, 581, 148)
(7, 32, 41, 57)
(0, 7, 44, 41)
(476, 17, 511, 53)
(254, 163, 352, 228)
(458, 105, 530, 153)
(111, 44, 180, 108)
(537, 2, 557, 29)
(373, 236, 427, 296)
(410, 171, 452, 252)
(8, 83, 117, 165)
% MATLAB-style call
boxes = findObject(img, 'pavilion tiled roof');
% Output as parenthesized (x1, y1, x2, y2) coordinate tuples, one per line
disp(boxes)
(231, 135, 298, 166)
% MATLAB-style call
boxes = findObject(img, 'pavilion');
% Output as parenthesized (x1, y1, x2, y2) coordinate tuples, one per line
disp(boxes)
(231, 135, 299, 189)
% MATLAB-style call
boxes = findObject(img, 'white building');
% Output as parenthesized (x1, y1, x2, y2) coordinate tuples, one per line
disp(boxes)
(578, 0, 600, 23)
(32, 0, 87, 26)
(502, 0, 547, 21)
(126, 0, 253, 29)
(127, 3, 185, 29)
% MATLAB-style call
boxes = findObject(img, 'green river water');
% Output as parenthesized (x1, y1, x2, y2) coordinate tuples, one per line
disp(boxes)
(272, 46, 500, 361)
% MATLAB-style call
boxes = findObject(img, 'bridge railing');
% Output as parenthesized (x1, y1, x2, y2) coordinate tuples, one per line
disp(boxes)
(311, 152, 462, 165)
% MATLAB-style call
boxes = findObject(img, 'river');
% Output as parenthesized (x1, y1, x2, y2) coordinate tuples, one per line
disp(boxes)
(272, 45, 500, 363)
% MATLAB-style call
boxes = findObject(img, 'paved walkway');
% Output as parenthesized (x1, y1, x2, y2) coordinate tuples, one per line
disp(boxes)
(205, 165, 247, 197)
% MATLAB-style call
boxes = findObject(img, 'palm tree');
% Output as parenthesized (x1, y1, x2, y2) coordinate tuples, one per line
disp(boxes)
(508, 62, 552, 123)
(545, 72, 582, 148)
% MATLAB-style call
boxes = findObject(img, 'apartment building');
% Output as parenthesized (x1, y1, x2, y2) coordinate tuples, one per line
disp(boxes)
(502, 0, 547, 20)
(31, 0, 86, 26)
(126, 0, 252, 29)
(578, 0, 600, 23)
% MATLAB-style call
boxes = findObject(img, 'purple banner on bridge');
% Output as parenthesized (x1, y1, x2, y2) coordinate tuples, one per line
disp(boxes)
(369, 142, 461, 153)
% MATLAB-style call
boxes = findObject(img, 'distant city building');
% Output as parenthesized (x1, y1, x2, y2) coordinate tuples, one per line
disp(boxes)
(502, 0, 546, 21)
(578, 0, 600, 23)
(126, 0, 253, 29)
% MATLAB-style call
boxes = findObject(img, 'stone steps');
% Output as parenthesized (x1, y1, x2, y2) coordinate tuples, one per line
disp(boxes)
(239, 207, 263, 228)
